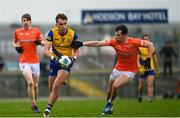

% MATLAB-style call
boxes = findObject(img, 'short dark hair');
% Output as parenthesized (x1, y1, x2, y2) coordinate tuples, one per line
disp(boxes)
(21, 13, 31, 21)
(115, 24, 128, 35)
(142, 34, 150, 39)
(55, 13, 68, 23)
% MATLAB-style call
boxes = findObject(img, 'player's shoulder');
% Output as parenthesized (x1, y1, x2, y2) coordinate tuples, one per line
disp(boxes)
(127, 37, 142, 44)
(15, 27, 24, 33)
(128, 37, 141, 41)
(31, 27, 41, 32)
(105, 38, 116, 44)
(51, 26, 58, 31)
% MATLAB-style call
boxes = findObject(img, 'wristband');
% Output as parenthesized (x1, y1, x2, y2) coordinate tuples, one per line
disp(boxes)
(73, 56, 77, 60)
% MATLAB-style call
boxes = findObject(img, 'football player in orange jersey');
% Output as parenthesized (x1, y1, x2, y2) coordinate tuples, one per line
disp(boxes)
(72, 24, 154, 115)
(13, 13, 45, 113)
(43, 13, 80, 117)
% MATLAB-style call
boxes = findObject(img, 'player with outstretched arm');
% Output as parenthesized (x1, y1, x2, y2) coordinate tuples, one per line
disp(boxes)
(72, 24, 154, 115)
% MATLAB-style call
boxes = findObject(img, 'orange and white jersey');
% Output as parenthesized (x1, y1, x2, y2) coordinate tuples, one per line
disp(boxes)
(13, 27, 44, 63)
(105, 37, 142, 73)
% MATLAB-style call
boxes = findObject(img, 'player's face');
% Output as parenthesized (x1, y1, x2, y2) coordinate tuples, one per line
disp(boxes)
(21, 18, 31, 29)
(56, 18, 67, 35)
(143, 36, 150, 41)
(115, 30, 127, 43)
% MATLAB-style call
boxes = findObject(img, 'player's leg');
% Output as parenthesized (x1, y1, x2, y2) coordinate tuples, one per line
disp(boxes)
(147, 75, 154, 102)
(44, 70, 69, 117)
(102, 70, 116, 115)
(32, 75, 40, 112)
(106, 79, 114, 102)
(33, 75, 39, 101)
(30, 63, 41, 113)
(19, 64, 37, 111)
(48, 76, 56, 94)
(31, 63, 40, 102)
(138, 74, 145, 103)
(102, 70, 134, 115)
(110, 74, 131, 102)
(102, 74, 130, 115)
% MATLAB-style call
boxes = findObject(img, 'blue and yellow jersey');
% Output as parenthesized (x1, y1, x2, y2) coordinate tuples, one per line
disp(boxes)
(46, 26, 78, 58)
(138, 47, 155, 70)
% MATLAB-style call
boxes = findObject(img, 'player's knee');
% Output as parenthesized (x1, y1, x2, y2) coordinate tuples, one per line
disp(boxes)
(112, 84, 119, 90)
(148, 82, 153, 87)
(28, 81, 34, 88)
(139, 84, 144, 89)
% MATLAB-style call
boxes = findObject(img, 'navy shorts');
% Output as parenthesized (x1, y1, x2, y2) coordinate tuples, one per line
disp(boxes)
(140, 70, 155, 79)
(48, 60, 71, 76)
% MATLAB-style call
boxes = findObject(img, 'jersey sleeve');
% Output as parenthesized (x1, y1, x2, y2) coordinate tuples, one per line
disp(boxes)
(13, 31, 18, 43)
(73, 32, 78, 41)
(105, 38, 114, 46)
(37, 29, 44, 41)
(131, 38, 142, 47)
(46, 31, 53, 43)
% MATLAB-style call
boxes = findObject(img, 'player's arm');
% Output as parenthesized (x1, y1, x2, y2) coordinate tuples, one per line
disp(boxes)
(72, 40, 107, 49)
(34, 30, 45, 46)
(13, 32, 23, 54)
(83, 40, 107, 47)
(153, 50, 159, 69)
(141, 40, 154, 58)
(137, 49, 144, 75)
(13, 32, 19, 47)
(137, 53, 141, 68)
(152, 49, 160, 76)
(140, 40, 154, 70)
(43, 42, 53, 59)
(43, 31, 54, 60)
(69, 33, 80, 67)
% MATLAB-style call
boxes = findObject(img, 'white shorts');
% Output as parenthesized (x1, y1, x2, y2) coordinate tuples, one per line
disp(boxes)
(19, 63, 40, 76)
(110, 69, 136, 81)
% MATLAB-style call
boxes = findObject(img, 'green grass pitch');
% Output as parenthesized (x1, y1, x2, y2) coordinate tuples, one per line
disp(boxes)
(0, 98, 179, 117)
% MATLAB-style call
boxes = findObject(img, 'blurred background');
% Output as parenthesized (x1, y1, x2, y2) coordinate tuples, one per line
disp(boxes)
(0, 0, 180, 100)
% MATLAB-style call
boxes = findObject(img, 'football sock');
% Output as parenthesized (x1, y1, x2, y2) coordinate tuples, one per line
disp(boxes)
(45, 104, 53, 114)
(108, 99, 112, 103)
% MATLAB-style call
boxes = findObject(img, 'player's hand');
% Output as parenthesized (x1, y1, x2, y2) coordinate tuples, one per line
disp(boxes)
(143, 57, 151, 70)
(15, 47, 23, 54)
(71, 40, 83, 49)
(34, 40, 41, 45)
(51, 56, 61, 65)
(155, 69, 160, 76)
(69, 57, 76, 68)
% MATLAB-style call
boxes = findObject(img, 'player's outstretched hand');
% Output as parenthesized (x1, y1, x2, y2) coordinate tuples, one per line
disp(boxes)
(34, 40, 41, 45)
(71, 40, 83, 49)
(143, 57, 151, 70)
(15, 47, 23, 54)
